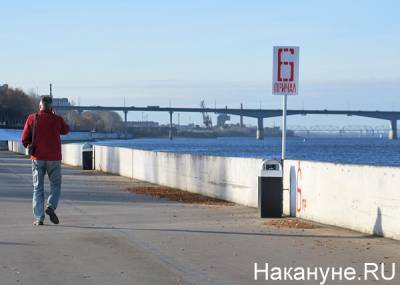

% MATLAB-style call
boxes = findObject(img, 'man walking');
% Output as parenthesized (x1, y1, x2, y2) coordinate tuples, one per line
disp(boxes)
(21, 96, 70, 226)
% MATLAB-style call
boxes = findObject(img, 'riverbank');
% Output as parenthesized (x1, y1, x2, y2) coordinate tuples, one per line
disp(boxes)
(0, 128, 132, 142)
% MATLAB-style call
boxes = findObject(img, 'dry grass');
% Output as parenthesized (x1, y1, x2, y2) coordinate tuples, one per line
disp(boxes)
(126, 186, 234, 206)
(265, 218, 321, 229)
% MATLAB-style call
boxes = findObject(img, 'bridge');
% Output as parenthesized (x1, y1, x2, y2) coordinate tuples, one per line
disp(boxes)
(55, 105, 400, 140)
(289, 125, 393, 137)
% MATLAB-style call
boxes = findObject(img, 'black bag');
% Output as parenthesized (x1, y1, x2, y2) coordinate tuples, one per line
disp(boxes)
(27, 113, 38, 155)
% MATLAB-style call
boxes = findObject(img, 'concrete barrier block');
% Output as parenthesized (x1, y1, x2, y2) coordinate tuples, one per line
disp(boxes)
(8, 140, 28, 155)
(284, 159, 400, 240)
(131, 149, 261, 207)
(62, 144, 83, 167)
(94, 145, 133, 178)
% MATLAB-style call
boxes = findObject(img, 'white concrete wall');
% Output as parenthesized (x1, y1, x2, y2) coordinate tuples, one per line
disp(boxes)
(6, 140, 84, 164)
(8, 140, 28, 155)
(61, 144, 83, 167)
(93, 145, 400, 240)
(95, 145, 133, 178)
(284, 160, 400, 240)
(94, 145, 262, 207)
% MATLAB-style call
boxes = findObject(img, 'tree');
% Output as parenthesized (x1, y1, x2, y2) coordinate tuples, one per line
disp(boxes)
(0, 86, 36, 125)
(63, 110, 123, 132)
(0, 84, 123, 132)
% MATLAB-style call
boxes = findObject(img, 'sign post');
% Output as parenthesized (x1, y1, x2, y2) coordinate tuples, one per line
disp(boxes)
(282, 94, 287, 159)
(272, 46, 299, 160)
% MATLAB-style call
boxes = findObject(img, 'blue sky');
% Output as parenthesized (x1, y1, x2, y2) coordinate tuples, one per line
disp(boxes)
(1, 0, 399, 126)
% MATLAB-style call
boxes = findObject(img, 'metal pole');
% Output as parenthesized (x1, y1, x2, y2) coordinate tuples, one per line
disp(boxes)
(240, 103, 244, 128)
(282, 94, 287, 160)
(169, 111, 173, 140)
(124, 110, 128, 139)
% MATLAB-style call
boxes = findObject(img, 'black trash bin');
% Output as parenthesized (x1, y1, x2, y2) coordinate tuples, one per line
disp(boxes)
(258, 159, 283, 218)
(82, 143, 93, 170)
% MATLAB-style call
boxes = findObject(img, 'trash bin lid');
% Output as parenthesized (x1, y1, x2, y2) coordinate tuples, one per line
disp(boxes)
(82, 143, 93, 152)
(260, 159, 282, 177)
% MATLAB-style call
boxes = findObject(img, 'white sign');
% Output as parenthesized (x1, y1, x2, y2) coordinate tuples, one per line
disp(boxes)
(272, 46, 299, 95)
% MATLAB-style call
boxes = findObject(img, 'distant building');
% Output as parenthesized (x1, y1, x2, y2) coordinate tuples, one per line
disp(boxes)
(126, 121, 159, 128)
(217, 114, 230, 128)
(52, 98, 71, 116)
(52, 98, 71, 107)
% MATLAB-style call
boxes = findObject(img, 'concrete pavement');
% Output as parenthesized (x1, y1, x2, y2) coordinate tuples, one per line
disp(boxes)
(0, 150, 399, 285)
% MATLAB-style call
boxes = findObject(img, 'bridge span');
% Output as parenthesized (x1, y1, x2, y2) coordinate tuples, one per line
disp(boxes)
(55, 105, 400, 140)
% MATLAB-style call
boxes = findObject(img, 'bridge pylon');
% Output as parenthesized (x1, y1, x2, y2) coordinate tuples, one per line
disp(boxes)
(256, 117, 264, 140)
(389, 119, 398, 140)
(124, 110, 128, 139)
(169, 111, 173, 140)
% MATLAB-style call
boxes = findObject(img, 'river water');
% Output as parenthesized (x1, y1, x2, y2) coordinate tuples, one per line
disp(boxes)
(96, 137, 400, 167)
(2, 129, 399, 166)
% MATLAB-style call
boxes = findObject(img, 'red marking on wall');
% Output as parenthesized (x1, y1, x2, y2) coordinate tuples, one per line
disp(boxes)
(296, 161, 302, 213)
(296, 160, 307, 213)
(302, 198, 307, 210)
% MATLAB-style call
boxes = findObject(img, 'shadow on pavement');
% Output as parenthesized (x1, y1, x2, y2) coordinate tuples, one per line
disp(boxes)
(0, 242, 38, 246)
(54, 224, 378, 240)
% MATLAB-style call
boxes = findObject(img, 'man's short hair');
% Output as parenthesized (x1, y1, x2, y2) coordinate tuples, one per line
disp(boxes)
(40, 96, 53, 108)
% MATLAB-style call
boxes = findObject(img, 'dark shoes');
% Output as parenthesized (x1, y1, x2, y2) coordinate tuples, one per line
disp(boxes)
(33, 220, 44, 226)
(45, 207, 60, 224)
(33, 208, 59, 226)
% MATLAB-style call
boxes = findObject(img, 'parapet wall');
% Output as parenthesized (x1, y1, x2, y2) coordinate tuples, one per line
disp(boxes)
(8, 140, 28, 155)
(6, 140, 400, 240)
(61, 144, 84, 167)
(93, 145, 262, 207)
(284, 160, 400, 240)
(6, 140, 83, 166)
(89, 145, 400, 240)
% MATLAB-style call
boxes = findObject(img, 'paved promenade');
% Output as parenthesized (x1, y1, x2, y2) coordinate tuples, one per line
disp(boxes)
(0, 150, 399, 285)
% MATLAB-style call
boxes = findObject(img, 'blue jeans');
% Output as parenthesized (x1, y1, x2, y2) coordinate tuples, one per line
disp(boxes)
(32, 160, 62, 222)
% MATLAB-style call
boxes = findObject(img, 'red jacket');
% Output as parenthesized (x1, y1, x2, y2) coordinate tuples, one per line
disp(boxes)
(21, 109, 70, 161)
